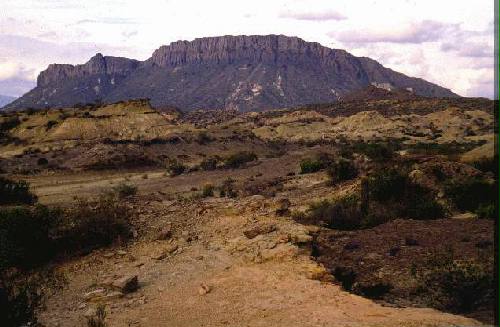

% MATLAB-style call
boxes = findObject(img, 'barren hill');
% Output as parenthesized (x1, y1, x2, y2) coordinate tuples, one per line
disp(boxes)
(5, 35, 458, 112)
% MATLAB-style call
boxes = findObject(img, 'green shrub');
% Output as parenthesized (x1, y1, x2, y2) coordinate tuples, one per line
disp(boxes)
(475, 203, 496, 219)
(200, 157, 218, 171)
(195, 131, 213, 145)
(0, 177, 37, 205)
(472, 156, 498, 177)
(0, 205, 59, 269)
(45, 120, 58, 130)
(112, 182, 137, 198)
(444, 177, 496, 212)
(368, 169, 444, 220)
(326, 158, 358, 183)
(368, 169, 408, 202)
(167, 160, 186, 176)
(219, 178, 237, 198)
(0, 116, 21, 132)
(418, 250, 494, 312)
(0, 271, 60, 327)
(202, 184, 215, 197)
(223, 152, 257, 169)
(299, 158, 325, 174)
(351, 142, 398, 161)
(59, 195, 131, 254)
(297, 195, 363, 230)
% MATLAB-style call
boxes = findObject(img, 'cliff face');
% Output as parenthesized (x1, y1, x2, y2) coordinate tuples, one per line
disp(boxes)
(5, 35, 458, 111)
(37, 54, 140, 86)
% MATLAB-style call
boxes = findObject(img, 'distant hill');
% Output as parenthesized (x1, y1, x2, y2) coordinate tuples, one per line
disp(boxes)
(5, 35, 458, 112)
(0, 95, 16, 108)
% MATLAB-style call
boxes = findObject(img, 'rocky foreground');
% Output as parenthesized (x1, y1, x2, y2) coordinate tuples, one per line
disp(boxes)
(38, 193, 485, 327)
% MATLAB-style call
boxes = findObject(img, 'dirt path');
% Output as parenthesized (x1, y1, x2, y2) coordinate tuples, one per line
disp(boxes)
(38, 195, 485, 327)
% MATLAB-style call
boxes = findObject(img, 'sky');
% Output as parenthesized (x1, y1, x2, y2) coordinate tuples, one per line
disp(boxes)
(0, 0, 495, 98)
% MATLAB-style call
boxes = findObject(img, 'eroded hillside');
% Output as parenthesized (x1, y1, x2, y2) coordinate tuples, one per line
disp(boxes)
(0, 97, 496, 327)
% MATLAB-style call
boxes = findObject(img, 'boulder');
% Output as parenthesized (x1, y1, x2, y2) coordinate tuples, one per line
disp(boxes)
(243, 223, 277, 239)
(111, 275, 138, 293)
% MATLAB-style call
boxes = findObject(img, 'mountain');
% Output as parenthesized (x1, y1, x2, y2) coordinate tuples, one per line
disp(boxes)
(5, 35, 458, 112)
(0, 95, 16, 108)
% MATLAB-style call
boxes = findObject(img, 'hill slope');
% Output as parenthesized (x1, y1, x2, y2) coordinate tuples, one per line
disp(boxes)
(0, 94, 16, 108)
(5, 35, 458, 112)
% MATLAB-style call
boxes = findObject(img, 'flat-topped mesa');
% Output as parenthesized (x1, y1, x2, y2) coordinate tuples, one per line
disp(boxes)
(6, 34, 459, 112)
(37, 53, 140, 87)
(149, 34, 341, 67)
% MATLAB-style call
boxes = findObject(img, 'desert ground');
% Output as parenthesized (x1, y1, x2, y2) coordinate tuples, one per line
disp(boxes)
(0, 96, 496, 326)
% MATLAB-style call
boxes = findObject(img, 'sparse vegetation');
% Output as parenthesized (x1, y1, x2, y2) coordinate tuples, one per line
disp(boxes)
(112, 182, 137, 198)
(294, 195, 363, 230)
(0, 177, 37, 205)
(219, 178, 237, 198)
(87, 304, 108, 327)
(223, 151, 257, 169)
(299, 158, 324, 174)
(444, 176, 496, 215)
(167, 159, 187, 176)
(326, 158, 357, 184)
(202, 183, 215, 197)
(416, 249, 494, 313)
(200, 157, 218, 171)
(368, 169, 445, 220)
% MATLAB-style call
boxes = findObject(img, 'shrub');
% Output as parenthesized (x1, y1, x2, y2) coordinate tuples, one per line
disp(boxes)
(0, 177, 37, 205)
(200, 157, 218, 171)
(112, 182, 137, 198)
(167, 160, 186, 176)
(202, 184, 215, 197)
(476, 203, 496, 219)
(0, 271, 56, 327)
(195, 131, 213, 145)
(37, 157, 48, 166)
(472, 156, 498, 177)
(444, 176, 496, 212)
(223, 152, 257, 169)
(219, 178, 237, 198)
(87, 304, 107, 327)
(326, 158, 358, 184)
(299, 158, 324, 174)
(351, 142, 398, 161)
(45, 120, 58, 130)
(0, 116, 21, 136)
(368, 169, 408, 202)
(0, 205, 59, 269)
(58, 195, 131, 254)
(417, 249, 494, 312)
(368, 169, 444, 220)
(298, 195, 363, 230)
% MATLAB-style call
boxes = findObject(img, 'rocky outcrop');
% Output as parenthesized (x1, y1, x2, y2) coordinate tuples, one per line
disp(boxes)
(5, 35, 458, 111)
(37, 54, 139, 86)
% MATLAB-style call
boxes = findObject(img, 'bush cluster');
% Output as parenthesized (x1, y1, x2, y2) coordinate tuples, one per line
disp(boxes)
(416, 249, 494, 313)
(326, 158, 358, 184)
(200, 157, 218, 171)
(0, 177, 37, 205)
(368, 169, 445, 220)
(167, 159, 186, 176)
(444, 176, 496, 218)
(223, 152, 257, 169)
(112, 182, 137, 198)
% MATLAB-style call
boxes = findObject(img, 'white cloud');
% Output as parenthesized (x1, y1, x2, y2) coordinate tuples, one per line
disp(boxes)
(280, 10, 346, 21)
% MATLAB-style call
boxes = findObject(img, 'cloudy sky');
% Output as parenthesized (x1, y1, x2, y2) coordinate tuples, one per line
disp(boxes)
(0, 0, 495, 98)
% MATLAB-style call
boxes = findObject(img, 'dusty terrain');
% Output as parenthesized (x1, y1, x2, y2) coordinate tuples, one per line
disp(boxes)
(0, 97, 496, 326)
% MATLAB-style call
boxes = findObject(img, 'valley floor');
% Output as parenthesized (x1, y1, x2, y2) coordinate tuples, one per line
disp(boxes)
(27, 168, 489, 327)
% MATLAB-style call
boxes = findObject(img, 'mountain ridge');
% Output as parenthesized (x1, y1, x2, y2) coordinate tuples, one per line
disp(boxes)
(5, 34, 458, 111)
